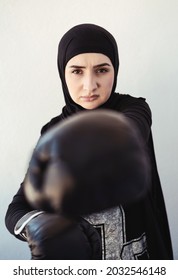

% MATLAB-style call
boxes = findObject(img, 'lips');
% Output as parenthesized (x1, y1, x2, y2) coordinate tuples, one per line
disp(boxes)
(80, 95, 99, 102)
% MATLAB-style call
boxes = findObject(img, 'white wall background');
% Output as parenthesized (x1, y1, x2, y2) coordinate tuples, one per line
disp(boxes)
(0, 0, 177, 259)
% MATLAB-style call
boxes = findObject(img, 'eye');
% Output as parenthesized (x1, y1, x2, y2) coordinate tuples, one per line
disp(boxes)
(95, 68, 109, 74)
(72, 69, 83, 75)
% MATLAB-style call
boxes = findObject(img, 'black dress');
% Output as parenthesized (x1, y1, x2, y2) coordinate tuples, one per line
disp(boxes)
(5, 94, 173, 259)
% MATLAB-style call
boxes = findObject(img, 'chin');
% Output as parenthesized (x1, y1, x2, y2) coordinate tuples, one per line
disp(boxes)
(82, 105, 98, 110)
(81, 102, 104, 110)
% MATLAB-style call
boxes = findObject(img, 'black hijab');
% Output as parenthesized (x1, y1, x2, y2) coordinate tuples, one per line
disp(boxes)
(57, 23, 119, 118)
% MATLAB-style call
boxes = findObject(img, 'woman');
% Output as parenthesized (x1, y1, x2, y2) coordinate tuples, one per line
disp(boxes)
(5, 24, 173, 260)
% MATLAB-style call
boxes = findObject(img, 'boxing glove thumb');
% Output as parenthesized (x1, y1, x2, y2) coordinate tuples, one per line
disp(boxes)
(25, 213, 101, 260)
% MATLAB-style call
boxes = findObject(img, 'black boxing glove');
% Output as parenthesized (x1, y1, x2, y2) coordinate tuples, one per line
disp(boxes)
(25, 110, 151, 215)
(24, 213, 101, 260)
(24, 161, 73, 212)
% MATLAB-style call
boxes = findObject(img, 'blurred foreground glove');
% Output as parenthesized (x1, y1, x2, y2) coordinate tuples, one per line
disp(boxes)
(24, 109, 151, 215)
(25, 213, 101, 260)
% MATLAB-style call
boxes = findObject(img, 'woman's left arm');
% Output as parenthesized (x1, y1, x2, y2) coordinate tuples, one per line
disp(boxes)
(118, 95, 152, 143)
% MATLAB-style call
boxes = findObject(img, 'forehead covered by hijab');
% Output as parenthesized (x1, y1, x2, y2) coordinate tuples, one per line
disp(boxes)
(57, 24, 119, 114)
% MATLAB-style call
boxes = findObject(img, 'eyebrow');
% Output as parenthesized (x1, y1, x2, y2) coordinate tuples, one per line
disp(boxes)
(69, 63, 111, 68)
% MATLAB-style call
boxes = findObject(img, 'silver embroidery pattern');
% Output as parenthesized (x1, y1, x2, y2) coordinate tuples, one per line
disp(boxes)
(121, 232, 148, 260)
(83, 205, 148, 260)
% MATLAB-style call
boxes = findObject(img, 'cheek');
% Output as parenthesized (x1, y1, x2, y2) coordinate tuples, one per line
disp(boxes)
(65, 76, 80, 98)
(65, 72, 73, 91)
(103, 75, 115, 92)
(65, 75, 72, 91)
(109, 77, 114, 89)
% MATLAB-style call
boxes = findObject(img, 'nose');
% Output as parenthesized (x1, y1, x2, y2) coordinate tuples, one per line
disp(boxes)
(83, 73, 98, 93)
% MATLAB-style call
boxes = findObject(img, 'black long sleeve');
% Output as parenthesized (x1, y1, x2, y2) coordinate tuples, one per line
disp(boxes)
(5, 115, 63, 240)
(114, 94, 152, 143)
(5, 183, 34, 240)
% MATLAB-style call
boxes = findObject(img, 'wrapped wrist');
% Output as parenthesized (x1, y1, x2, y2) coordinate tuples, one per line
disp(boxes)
(14, 210, 44, 240)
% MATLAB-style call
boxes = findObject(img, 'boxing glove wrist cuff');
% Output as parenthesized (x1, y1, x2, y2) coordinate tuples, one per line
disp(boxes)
(14, 210, 44, 239)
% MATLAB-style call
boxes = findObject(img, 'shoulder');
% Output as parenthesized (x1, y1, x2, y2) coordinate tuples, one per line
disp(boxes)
(115, 93, 151, 116)
(117, 93, 149, 106)
(40, 115, 63, 135)
(114, 93, 152, 142)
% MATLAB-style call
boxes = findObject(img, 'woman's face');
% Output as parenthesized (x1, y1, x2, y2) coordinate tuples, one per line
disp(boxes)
(65, 53, 115, 109)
